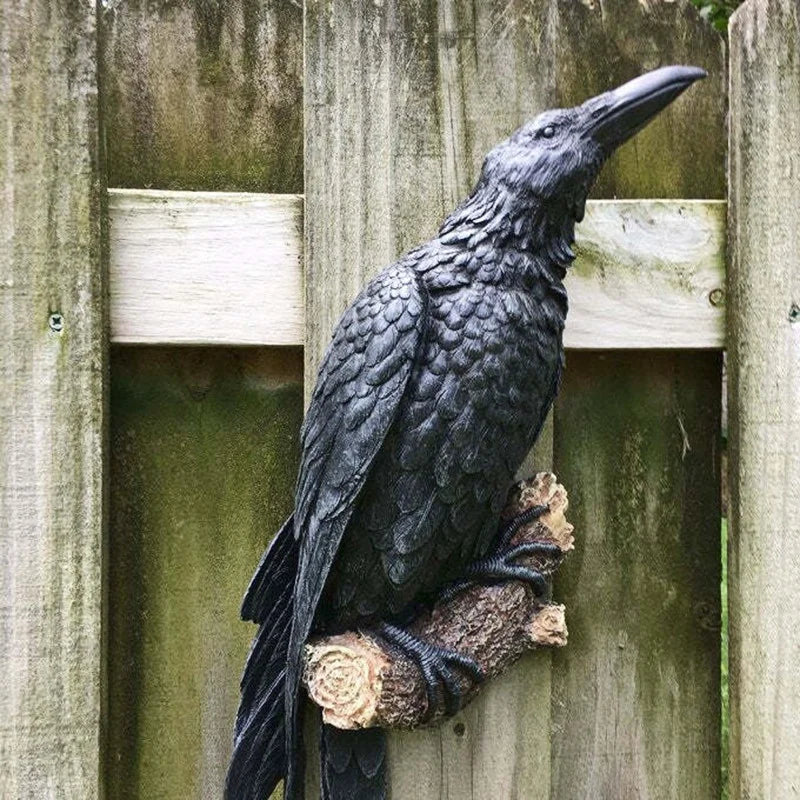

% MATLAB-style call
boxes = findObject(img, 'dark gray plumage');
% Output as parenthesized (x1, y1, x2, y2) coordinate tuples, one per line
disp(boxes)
(226, 65, 706, 800)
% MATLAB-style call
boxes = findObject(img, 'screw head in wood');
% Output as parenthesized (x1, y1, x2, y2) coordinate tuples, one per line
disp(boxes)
(48, 312, 64, 333)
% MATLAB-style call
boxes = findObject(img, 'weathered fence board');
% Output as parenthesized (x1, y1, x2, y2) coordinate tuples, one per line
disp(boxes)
(304, 0, 559, 396)
(552, 351, 722, 798)
(0, 0, 740, 798)
(728, 1, 800, 796)
(554, 0, 726, 202)
(0, 2, 106, 798)
(568, 200, 725, 349)
(108, 191, 725, 349)
(108, 190, 304, 346)
(101, 3, 305, 800)
(100, 0, 302, 193)
(107, 348, 302, 800)
(549, 5, 725, 798)
(304, 0, 560, 795)
(305, 1, 725, 798)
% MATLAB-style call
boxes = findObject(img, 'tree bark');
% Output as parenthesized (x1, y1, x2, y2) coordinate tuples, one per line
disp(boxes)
(302, 472, 573, 730)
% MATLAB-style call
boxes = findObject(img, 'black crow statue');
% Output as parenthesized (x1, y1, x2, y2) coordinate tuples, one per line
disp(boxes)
(226, 65, 706, 800)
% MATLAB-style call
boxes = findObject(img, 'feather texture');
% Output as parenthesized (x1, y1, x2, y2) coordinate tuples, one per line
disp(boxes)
(284, 264, 429, 798)
(226, 516, 297, 800)
(229, 65, 704, 800)
(321, 726, 387, 800)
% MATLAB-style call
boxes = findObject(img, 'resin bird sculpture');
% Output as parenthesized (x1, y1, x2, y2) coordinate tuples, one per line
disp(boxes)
(226, 65, 706, 800)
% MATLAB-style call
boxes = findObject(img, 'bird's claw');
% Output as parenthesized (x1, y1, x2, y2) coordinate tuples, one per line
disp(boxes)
(463, 541, 561, 599)
(376, 622, 484, 718)
(498, 502, 550, 548)
(438, 503, 560, 603)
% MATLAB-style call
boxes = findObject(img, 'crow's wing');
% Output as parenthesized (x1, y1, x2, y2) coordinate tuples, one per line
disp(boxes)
(283, 260, 428, 798)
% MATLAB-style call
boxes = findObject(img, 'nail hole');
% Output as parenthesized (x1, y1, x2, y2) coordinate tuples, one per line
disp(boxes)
(789, 303, 800, 323)
(453, 722, 465, 737)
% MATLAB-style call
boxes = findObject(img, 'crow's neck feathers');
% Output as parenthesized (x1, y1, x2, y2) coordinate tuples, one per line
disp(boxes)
(433, 179, 577, 314)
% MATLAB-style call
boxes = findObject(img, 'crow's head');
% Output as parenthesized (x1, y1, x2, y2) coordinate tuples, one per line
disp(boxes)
(481, 66, 706, 222)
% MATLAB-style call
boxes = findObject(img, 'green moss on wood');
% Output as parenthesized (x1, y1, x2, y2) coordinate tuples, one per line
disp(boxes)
(107, 347, 303, 800)
(554, 0, 726, 200)
(1, 1, 107, 796)
(552, 351, 722, 797)
(100, 0, 303, 192)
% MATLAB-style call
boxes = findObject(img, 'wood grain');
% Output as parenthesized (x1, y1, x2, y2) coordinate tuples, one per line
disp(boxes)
(107, 348, 303, 800)
(304, 2, 560, 795)
(552, 352, 722, 800)
(568, 200, 725, 349)
(0, 2, 106, 797)
(728, 2, 800, 796)
(100, 4, 305, 800)
(549, 3, 726, 798)
(108, 189, 304, 346)
(303, 474, 573, 730)
(305, 3, 726, 798)
(100, 0, 302, 193)
(108, 191, 724, 349)
(305, 605, 567, 729)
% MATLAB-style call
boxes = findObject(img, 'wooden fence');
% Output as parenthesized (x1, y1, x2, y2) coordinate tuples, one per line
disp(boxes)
(1, 0, 797, 798)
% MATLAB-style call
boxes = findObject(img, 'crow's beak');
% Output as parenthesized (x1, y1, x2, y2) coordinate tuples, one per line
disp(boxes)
(586, 65, 707, 152)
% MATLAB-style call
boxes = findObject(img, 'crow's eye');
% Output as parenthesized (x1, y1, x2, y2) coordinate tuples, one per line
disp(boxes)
(541, 125, 556, 139)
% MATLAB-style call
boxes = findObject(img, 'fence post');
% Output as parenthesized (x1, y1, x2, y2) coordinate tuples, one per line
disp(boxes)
(0, 2, 106, 797)
(548, 8, 725, 798)
(728, 1, 800, 796)
(99, 3, 304, 798)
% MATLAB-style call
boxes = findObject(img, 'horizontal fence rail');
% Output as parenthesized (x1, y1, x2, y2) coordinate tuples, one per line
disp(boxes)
(109, 189, 726, 349)
(109, 190, 304, 346)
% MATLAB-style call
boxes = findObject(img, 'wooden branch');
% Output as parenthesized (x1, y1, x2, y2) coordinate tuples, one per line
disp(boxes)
(303, 473, 574, 730)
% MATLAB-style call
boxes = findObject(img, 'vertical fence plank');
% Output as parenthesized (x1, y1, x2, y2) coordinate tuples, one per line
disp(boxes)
(550, 4, 725, 798)
(108, 349, 303, 800)
(304, 0, 558, 395)
(100, 3, 305, 798)
(728, 1, 800, 796)
(101, 0, 303, 192)
(0, 2, 106, 798)
(553, 352, 722, 798)
(306, 3, 725, 799)
(304, 2, 561, 796)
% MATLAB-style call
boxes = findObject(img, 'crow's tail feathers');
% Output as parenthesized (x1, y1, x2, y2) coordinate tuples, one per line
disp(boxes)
(225, 515, 298, 800)
(225, 515, 386, 800)
(321, 725, 387, 800)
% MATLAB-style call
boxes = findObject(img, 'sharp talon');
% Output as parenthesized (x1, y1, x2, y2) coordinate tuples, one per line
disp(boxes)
(419, 660, 441, 716)
(438, 665, 463, 716)
(505, 541, 563, 560)
(377, 622, 482, 718)
(499, 503, 549, 547)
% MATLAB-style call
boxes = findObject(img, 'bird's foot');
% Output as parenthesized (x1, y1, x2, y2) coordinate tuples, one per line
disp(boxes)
(376, 622, 484, 718)
(438, 504, 561, 605)
(497, 502, 550, 549)
(467, 541, 560, 594)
